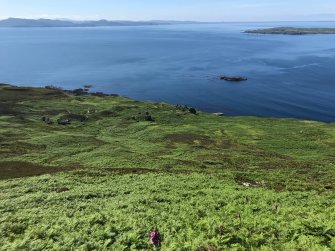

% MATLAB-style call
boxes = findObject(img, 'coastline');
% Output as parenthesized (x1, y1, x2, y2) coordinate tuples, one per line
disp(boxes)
(245, 27, 335, 35)
(2, 83, 334, 123)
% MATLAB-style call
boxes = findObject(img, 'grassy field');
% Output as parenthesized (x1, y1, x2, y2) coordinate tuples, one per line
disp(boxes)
(0, 84, 334, 250)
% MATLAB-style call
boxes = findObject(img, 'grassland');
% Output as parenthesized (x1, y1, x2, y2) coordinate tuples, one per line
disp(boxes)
(0, 84, 334, 250)
(245, 27, 335, 35)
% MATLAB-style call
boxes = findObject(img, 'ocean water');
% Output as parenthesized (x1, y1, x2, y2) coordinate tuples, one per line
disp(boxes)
(0, 22, 335, 122)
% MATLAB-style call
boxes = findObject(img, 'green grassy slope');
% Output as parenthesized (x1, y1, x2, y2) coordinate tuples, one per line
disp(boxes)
(1, 84, 334, 250)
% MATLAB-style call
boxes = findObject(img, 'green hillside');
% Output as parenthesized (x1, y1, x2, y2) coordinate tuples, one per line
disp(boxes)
(1, 84, 334, 250)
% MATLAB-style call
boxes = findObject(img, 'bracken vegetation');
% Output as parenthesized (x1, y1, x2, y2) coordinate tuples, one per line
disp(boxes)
(0, 84, 334, 250)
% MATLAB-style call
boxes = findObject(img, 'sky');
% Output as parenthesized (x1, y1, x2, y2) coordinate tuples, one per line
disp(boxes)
(0, 0, 335, 22)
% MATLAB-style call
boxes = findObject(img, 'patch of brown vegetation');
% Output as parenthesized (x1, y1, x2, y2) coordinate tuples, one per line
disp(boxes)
(54, 187, 70, 193)
(217, 139, 234, 149)
(0, 161, 81, 180)
(0, 103, 23, 116)
(258, 160, 316, 170)
(67, 167, 194, 178)
(1, 86, 66, 102)
(0, 141, 46, 155)
(165, 133, 214, 145)
(103, 167, 193, 175)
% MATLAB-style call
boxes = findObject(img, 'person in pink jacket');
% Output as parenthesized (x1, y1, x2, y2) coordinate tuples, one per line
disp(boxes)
(150, 227, 161, 247)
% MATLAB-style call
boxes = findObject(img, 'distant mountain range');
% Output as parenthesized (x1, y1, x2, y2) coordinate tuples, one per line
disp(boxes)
(0, 18, 202, 27)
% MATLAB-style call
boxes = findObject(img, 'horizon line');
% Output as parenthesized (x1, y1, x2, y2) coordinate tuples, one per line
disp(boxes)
(1, 17, 335, 23)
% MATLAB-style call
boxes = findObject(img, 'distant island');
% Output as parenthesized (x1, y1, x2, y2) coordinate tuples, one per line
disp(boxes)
(0, 18, 202, 28)
(245, 27, 335, 35)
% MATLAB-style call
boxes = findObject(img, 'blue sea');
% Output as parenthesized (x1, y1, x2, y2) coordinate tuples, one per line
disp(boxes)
(1, 22, 335, 122)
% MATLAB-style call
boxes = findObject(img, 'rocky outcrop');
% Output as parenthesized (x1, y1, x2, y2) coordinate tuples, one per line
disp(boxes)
(220, 75, 248, 82)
